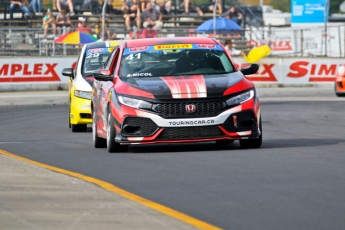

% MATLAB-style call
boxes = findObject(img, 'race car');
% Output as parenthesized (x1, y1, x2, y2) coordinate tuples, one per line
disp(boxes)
(62, 40, 121, 132)
(91, 37, 262, 152)
(335, 64, 345, 97)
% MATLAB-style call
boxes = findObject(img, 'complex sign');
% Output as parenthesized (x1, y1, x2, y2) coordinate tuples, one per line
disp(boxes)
(0, 57, 342, 90)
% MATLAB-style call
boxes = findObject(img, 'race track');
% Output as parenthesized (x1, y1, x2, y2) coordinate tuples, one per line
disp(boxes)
(1, 89, 345, 230)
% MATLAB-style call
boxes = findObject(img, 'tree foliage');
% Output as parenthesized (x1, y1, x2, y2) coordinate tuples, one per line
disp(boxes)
(269, 0, 290, 13)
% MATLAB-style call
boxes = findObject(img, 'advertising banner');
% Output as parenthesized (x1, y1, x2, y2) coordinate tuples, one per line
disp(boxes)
(291, 0, 329, 24)
(0, 57, 343, 91)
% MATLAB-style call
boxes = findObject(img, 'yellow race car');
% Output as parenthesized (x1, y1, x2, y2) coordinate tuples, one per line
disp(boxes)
(62, 40, 121, 132)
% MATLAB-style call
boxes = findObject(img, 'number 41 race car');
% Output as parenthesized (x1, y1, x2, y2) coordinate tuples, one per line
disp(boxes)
(91, 37, 262, 152)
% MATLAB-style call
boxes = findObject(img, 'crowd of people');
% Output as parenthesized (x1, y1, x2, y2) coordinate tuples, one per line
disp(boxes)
(8, 0, 243, 43)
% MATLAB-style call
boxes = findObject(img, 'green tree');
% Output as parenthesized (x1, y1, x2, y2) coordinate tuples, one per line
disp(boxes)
(329, 0, 344, 14)
(269, 0, 290, 12)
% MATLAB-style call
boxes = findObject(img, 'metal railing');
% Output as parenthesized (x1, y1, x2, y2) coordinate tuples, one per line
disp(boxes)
(0, 24, 344, 57)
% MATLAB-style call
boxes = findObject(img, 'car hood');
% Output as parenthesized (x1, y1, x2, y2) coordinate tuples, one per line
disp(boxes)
(121, 72, 244, 99)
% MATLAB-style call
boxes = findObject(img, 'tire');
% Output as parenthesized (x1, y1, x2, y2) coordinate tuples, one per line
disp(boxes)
(240, 118, 262, 149)
(71, 124, 87, 132)
(335, 84, 345, 97)
(93, 110, 106, 148)
(216, 140, 234, 145)
(106, 113, 128, 153)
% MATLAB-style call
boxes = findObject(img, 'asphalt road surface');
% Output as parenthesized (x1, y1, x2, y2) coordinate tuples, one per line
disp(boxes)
(1, 87, 345, 229)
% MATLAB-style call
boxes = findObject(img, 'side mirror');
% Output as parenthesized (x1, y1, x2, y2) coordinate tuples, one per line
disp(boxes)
(240, 63, 259, 75)
(62, 68, 75, 79)
(93, 69, 113, 81)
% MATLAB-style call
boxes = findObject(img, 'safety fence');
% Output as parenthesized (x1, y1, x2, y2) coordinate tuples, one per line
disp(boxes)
(1, 24, 345, 57)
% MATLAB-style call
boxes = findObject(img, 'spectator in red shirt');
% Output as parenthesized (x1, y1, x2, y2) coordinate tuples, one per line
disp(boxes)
(76, 17, 93, 34)
(141, 24, 157, 38)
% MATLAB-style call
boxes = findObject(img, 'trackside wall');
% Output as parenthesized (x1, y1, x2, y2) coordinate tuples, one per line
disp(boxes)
(0, 57, 343, 91)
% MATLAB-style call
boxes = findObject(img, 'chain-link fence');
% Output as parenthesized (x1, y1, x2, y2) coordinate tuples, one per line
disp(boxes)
(1, 24, 344, 57)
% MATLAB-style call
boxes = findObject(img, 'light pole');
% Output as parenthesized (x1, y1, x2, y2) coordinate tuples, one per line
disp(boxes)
(102, 1, 107, 40)
(213, 0, 219, 38)
(324, 0, 330, 56)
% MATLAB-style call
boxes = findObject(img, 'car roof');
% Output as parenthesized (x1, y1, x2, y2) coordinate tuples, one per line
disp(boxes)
(86, 40, 121, 49)
(125, 37, 218, 48)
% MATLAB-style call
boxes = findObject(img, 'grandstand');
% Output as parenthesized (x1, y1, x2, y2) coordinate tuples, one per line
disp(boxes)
(0, 0, 263, 56)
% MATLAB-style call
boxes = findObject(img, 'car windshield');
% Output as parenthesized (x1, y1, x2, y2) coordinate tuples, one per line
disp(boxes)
(119, 44, 234, 78)
(82, 47, 115, 76)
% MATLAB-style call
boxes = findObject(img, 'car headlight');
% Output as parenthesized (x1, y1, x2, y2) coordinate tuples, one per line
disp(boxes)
(226, 90, 254, 106)
(118, 96, 152, 109)
(74, 90, 92, 100)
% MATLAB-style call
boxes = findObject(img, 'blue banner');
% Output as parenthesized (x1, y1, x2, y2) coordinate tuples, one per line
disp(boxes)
(291, 0, 329, 24)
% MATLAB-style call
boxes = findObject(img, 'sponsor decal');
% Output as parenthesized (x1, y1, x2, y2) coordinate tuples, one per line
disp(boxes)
(127, 73, 152, 77)
(154, 44, 193, 50)
(169, 119, 215, 126)
(0, 63, 60, 82)
(88, 48, 104, 53)
(197, 44, 216, 48)
(246, 64, 278, 82)
(271, 40, 292, 51)
(108, 48, 115, 52)
(287, 61, 336, 82)
(109, 41, 120, 47)
(129, 46, 148, 52)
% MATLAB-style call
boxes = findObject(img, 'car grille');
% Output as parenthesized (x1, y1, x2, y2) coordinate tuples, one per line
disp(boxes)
(223, 111, 257, 132)
(122, 117, 158, 136)
(158, 126, 224, 140)
(153, 102, 225, 118)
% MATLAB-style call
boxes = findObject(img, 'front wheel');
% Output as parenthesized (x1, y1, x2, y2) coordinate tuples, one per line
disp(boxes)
(107, 113, 128, 153)
(93, 110, 106, 148)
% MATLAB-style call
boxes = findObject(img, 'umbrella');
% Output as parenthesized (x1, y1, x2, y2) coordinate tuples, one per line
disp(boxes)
(196, 17, 243, 34)
(54, 31, 98, 45)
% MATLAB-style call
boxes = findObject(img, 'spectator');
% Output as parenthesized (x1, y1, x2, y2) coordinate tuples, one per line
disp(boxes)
(139, 0, 148, 12)
(42, 10, 56, 37)
(9, 0, 33, 19)
(124, 4, 141, 30)
(121, 0, 133, 13)
(226, 6, 242, 26)
(141, 24, 157, 38)
(55, 9, 71, 35)
(224, 39, 241, 56)
(82, 0, 100, 14)
(141, 2, 163, 29)
(29, 0, 42, 14)
(98, 29, 117, 41)
(56, 0, 75, 15)
(105, 0, 117, 15)
(179, 0, 202, 16)
(76, 17, 93, 33)
(155, 0, 171, 15)
(198, 0, 222, 16)
(128, 28, 141, 39)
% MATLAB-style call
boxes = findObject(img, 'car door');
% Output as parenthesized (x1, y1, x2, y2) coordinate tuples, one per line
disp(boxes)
(98, 47, 120, 133)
